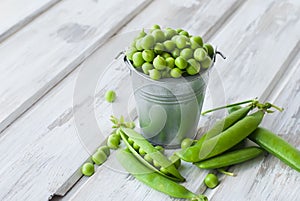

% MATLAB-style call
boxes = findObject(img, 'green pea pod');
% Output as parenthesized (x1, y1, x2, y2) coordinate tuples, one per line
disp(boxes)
(194, 146, 264, 169)
(120, 127, 185, 182)
(116, 149, 208, 201)
(248, 127, 300, 172)
(178, 110, 264, 162)
(177, 106, 253, 162)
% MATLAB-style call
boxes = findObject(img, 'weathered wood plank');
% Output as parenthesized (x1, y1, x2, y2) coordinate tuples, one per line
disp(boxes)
(0, 0, 61, 43)
(0, 0, 151, 134)
(206, 53, 300, 201)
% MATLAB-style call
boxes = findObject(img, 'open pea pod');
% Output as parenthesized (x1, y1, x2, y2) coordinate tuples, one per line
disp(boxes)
(120, 127, 185, 182)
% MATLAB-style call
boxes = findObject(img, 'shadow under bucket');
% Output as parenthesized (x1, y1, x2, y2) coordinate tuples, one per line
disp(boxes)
(124, 56, 213, 149)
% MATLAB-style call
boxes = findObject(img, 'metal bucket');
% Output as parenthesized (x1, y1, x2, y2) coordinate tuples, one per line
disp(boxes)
(125, 56, 211, 149)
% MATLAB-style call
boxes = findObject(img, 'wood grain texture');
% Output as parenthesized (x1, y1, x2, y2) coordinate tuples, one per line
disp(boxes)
(0, 0, 61, 43)
(0, 0, 151, 134)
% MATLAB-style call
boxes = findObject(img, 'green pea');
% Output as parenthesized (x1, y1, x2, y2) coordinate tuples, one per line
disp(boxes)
(163, 40, 176, 52)
(190, 40, 201, 50)
(132, 52, 144, 67)
(179, 30, 189, 37)
(175, 56, 187, 69)
(138, 29, 147, 38)
(151, 24, 161, 30)
(97, 146, 110, 156)
(141, 35, 155, 50)
(153, 160, 161, 168)
(139, 148, 146, 156)
(127, 137, 134, 145)
(155, 145, 165, 153)
(166, 57, 175, 68)
(176, 28, 184, 33)
(194, 48, 207, 62)
(133, 142, 140, 150)
(152, 29, 166, 43)
(105, 90, 116, 103)
(149, 69, 161, 80)
(142, 62, 153, 75)
(142, 50, 155, 62)
(135, 38, 143, 51)
(144, 154, 153, 164)
(203, 43, 214, 58)
(161, 69, 171, 78)
(92, 150, 107, 165)
(160, 167, 169, 175)
(175, 36, 188, 49)
(186, 59, 200, 75)
(153, 55, 167, 70)
(172, 48, 180, 58)
(181, 138, 194, 149)
(170, 68, 182, 78)
(171, 35, 179, 42)
(180, 48, 193, 60)
(111, 133, 121, 141)
(201, 56, 212, 69)
(190, 36, 203, 47)
(204, 173, 219, 189)
(126, 47, 137, 61)
(107, 135, 120, 149)
(154, 43, 165, 54)
(81, 162, 94, 176)
(164, 28, 177, 39)
(162, 52, 171, 59)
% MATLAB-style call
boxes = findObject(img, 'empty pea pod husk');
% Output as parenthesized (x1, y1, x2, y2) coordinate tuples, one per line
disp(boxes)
(248, 127, 300, 172)
(194, 146, 264, 169)
(116, 149, 208, 201)
(120, 127, 185, 182)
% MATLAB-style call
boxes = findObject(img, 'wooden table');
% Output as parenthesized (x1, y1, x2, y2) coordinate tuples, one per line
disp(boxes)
(0, 0, 299, 200)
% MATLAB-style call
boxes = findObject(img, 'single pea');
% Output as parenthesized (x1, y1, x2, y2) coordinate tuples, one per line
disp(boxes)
(171, 35, 179, 42)
(107, 135, 120, 149)
(141, 35, 155, 50)
(203, 43, 214, 58)
(190, 36, 203, 47)
(97, 146, 110, 156)
(153, 55, 167, 70)
(92, 150, 107, 165)
(190, 40, 201, 50)
(138, 28, 147, 38)
(179, 30, 189, 37)
(151, 24, 161, 30)
(204, 173, 219, 189)
(81, 162, 94, 176)
(155, 145, 165, 153)
(164, 28, 177, 39)
(148, 69, 161, 80)
(142, 50, 155, 62)
(180, 48, 193, 60)
(186, 59, 201, 75)
(181, 138, 195, 149)
(154, 43, 165, 54)
(132, 142, 140, 150)
(176, 28, 184, 33)
(152, 29, 166, 43)
(127, 137, 134, 145)
(144, 154, 153, 164)
(166, 57, 175, 68)
(162, 52, 171, 59)
(142, 62, 153, 75)
(163, 40, 176, 52)
(135, 38, 143, 51)
(153, 160, 161, 168)
(126, 47, 137, 61)
(175, 56, 188, 69)
(172, 48, 180, 58)
(132, 52, 144, 67)
(139, 148, 146, 156)
(201, 56, 212, 69)
(111, 133, 120, 141)
(170, 68, 182, 78)
(105, 90, 116, 103)
(175, 36, 188, 49)
(160, 167, 169, 175)
(194, 48, 207, 62)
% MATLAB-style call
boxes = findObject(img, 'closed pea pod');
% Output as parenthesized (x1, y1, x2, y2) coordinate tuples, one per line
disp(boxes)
(116, 149, 207, 201)
(194, 146, 264, 169)
(248, 127, 300, 172)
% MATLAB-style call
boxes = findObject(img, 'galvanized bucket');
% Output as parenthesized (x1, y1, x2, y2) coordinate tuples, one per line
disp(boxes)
(124, 53, 217, 148)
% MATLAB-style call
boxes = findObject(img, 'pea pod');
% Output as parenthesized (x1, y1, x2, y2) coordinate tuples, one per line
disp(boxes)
(248, 127, 300, 172)
(120, 127, 185, 182)
(194, 146, 264, 169)
(116, 149, 208, 201)
(177, 110, 264, 162)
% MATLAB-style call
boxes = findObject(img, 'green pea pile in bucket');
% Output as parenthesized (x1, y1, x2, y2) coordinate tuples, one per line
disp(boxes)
(126, 24, 215, 80)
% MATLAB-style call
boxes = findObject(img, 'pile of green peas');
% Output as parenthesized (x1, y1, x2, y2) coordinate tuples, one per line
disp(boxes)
(126, 24, 214, 80)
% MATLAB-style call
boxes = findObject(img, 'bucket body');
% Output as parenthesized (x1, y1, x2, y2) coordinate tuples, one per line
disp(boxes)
(125, 57, 209, 148)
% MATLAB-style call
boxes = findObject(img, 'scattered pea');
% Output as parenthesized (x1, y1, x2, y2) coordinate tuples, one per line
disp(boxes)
(175, 36, 188, 49)
(92, 150, 107, 165)
(97, 146, 110, 156)
(154, 43, 165, 54)
(152, 29, 166, 43)
(153, 55, 167, 70)
(164, 40, 176, 52)
(190, 36, 203, 47)
(142, 50, 155, 62)
(164, 28, 177, 39)
(203, 43, 214, 58)
(179, 30, 189, 37)
(132, 52, 144, 67)
(201, 56, 212, 69)
(194, 48, 207, 62)
(126, 47, 137, 61)
(172, 48, 180, 58)
(135, 38, 143, 51)
(81, 162, 94, 176)
(142, 62, 154, 75)
(175, 56, 187, 69)
(166, 57, 175, 68)
(162, 52, 172, 59)
(141, 35, 155, 50)
(187, 59, 201, 75)
(149, 69, 161, 80)
(107, 134, 120, 149)
(170, 68, 182, 78)
(151, 24, 161, 30)
(180, 48, 193, 60)
(204, 173, 219, 189)
(105, 90, 116, 103)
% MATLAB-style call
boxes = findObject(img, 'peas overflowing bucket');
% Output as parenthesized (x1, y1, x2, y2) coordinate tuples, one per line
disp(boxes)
(125, 25, 221, 148)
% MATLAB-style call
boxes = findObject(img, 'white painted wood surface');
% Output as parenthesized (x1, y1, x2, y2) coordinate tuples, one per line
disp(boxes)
(0, 0, 61, 43)
(0, 0, 299, 200)
(0, 0, 151, 134)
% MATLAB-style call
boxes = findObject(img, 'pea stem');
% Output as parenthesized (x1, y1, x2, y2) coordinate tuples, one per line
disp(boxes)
(217, 168, 236, 177)
(201, 99, 255, 115)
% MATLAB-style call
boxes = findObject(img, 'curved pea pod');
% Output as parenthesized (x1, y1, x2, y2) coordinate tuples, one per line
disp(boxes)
(178, 110, 264, 162)
(194, 146, 264, 169)
(120, 127, 185, 182)
(116, 149, 208, 201)
(248, 127, 300, 172)
(177, 106, 253, 162)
